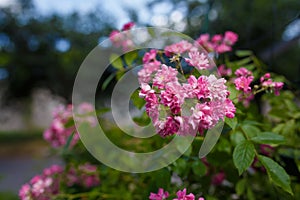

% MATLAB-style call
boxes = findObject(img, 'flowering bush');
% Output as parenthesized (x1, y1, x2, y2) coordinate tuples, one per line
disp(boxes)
(19, 22, 300, 199)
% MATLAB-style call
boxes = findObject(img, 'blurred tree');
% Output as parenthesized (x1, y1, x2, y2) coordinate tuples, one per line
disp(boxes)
(145, 0, 300, 87)
(0, 0, 115, 101)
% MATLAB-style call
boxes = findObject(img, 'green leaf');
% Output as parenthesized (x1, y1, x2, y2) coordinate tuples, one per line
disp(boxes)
(109, 53, 123, 70)
(101, 73, 115, 90)
(153, 168, 171, 189)
(192, 160, 207, 177)
(225, 117, 237, 130)
(272, 123, 285, 134)
(251, 132, 285, 144)
(241, 124, 260, 138)
(124, 51, 138, 66)
(233, 140, 255, 175)
(247, 187, 256, 200)
(235, 57, 251, 66)
(217, 138, 231, 154)
(258, 155, 293, 195)
(63, 132, 75, 151)
(236, 179, 247, 196)
(173, 158, 189, 176)
(230, 131, 246, 146)
(131, 90, 146, 109)
(235, 50, 253, 57)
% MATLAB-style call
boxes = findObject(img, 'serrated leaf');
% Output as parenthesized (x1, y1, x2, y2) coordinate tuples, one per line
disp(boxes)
(251, 132, 285, 144)
(236, 179, 246, 195)
(109, 53, 123, 70)
(235, 50, 253, 57)
(225, 117, 237, 130)
(233, 140, 255, 175)
(258, 155, 293, 195)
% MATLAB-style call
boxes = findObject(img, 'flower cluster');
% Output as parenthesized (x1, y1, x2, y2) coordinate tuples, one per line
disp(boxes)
(109, 22, 135, 51)
(233, 67, 255, 106)
(149, 188, 204, 200)
(233, 68, 284, 106)
(43, 103, 96, 148)
(19, 163, 100, 200)
(260, 73, 284, 95)
(196, 31, 238, 54)
(19, 165, 63, 200)
(139, 51, 235, 137)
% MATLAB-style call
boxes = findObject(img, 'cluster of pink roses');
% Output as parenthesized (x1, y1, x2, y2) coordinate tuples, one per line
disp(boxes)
(149, 188, 204, 200)
(43, 103, 96, 148)
(109, 22, 135, 51)
(19, 163, 100, 200)
(138, 45, 235, 137)
(260, 73, 284, 95)
(196, 31, 238, 54)
(234, 68, 284, 106)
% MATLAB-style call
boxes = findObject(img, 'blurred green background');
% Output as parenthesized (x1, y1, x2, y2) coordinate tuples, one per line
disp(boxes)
(0, 0, 299, 198)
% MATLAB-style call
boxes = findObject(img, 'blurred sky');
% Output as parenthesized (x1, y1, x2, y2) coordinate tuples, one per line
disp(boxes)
(0, 0, 154, 28)
(0, 0, 298, 39)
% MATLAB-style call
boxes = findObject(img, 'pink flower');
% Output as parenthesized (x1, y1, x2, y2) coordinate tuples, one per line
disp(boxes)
(109, 23, 135, 51)
(149, 188, 169, 200)
(121, 22, 135, 31)
(43, 165, 63, 176)
(164, 40, 193, 56)
(196, 31, 238, 54)
(44, 103, 96, 148)
(224, 31, 238, 45)
(153, 64, 178, 89)
(224, 99, 236, 118)
(190, 103, 213, 130)
(196, 34, 214, 51)
(196, 34, 210, 45)
(109, 30, 123, 47)
(161, 82, 184, 114)
(79, 163, 100, 188)
(174, 188, 195, 200)
(207, 75, 228, 100)
(185, 50, 210, 70)
(215, 43, 231, 53)
(156, 116, 180, 137)
(19, 184, 31, 200)
(143, 49, 158, 63)
(260, 73, 271, 82)
(234, 76, 253, 92)
(175, 116, 198, 136)
(235, 67, 252, 77)
(274, 82, 284, 95)
(217, 65, 232, 77)
(184, 75, 210, 99)
(138, 60, 162, 84)
(260, 73, 284, 95)
(211, 34, 223, 43)
(211, 171, 225, 186)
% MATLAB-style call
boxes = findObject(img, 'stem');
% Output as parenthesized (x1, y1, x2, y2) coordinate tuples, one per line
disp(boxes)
(240, 127, 260, 157)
